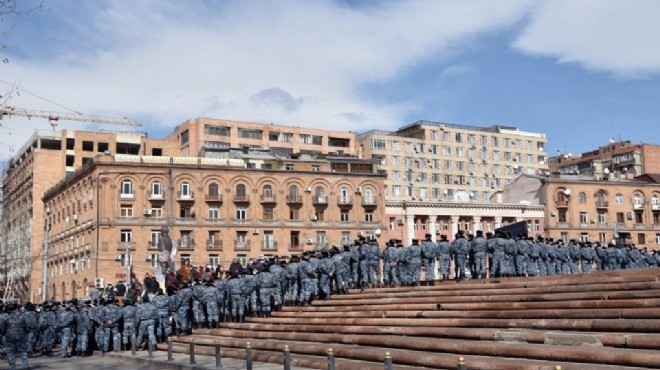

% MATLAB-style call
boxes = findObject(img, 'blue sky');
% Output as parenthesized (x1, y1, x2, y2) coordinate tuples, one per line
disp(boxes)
(1, 0, 659, 160)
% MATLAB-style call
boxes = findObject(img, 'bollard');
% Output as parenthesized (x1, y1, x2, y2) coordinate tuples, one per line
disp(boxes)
(148, 335, 154, 358)
(131, 334, 137, 356)
(384, 352, 393, 370)
(457, 356, 467, 370)
(246, 342, 253, 370)
(215, 340, 222, 368)
(167, 337, 173, 361)
(283, 345, 291, 370)
(117, 332, 122, 352)
(189, 339, 196, 365)
(327, 348, 336, 370)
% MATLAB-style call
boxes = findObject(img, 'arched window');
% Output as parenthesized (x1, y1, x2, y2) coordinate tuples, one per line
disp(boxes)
(235, 184, 247, 201)
(615, 193, 624, 204)
(652, 194, 660, 209)
(151, 181, 163, 197)
(208, 183, 219, 196)
(633, 193, 643, 209)
(288, 185, 300, 202)
(262, 184, 273, 197)
(315, 186, 325, 196)
(120, 179, 133, 198)
(578, 192, 587, 204)
(364, 187, 374, 204)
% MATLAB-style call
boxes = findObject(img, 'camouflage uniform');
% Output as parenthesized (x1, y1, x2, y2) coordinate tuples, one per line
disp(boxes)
(203, 284, 221, 327)
(227, 276, 245, 321)
(76, 308, 93, 355)
(173, 287, 192, 335)
(121, 302, 138, 349)
(285, 259, 300, 305)
(421, 238, 437, 282)
(451, 235, 469, 279)
(407, 242, 422, 285)
(191, 283, 207, 328)
(299, 256, 316, 305)
(100, 301, 122, 352)
(1, 309, 30, 370)
(38, 307, 57, 356)
(22, 307, 39, 355)
(319, 254, 335, 299)
(257, 269, 277, 315)
(152, 293, 172, 341)
(135, 301, 159, 348)
(57, 306, 76, 357)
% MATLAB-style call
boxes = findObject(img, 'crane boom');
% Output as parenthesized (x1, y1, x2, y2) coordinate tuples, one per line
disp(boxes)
(0, 106, 143, 127)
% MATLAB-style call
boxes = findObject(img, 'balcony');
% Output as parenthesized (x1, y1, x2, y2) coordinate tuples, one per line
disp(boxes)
(176, 216, 196, 223)
(262, 241, 278, 251)
(312, 195, 328, 205)
(178, 238, 195, 250)
(147, 190, 165, 201)
(634, 224, 647, 229)
(285, 219, 305, 226)
(595, 200, 609, 209)
(230, 218, 252, 226)
(177, 191, 195, 201)
(633, 202, 644, 210)
(260, 194, 277, 203)
(204, 218, 224, 224)
(234, 240, 251, 251)
(205, 193, 223, 203)
(258, 218, 280, 225)
(336, 221, 356, 227)
(233, 194, 250, 203)
(555, 199, 569, 208)
(288, 243, 303, 251)
(286, 195, 303, 204)
(362, 196, 378, 207)
(119, 192, 135, 200)
(652, 204, 660, 211)
(115, 217, 138, 224)
(117, 242, 136, 251)
(360, 221, 381, 228)
(206, 240, 223, 251)
(338, 196, 353, 206)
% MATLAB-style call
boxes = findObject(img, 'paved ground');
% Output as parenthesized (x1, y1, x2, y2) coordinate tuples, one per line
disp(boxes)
(0, 351, 313, 370)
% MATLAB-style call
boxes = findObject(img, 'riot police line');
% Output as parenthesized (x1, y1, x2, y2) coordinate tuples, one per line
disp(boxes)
(0, 232, 658, 369)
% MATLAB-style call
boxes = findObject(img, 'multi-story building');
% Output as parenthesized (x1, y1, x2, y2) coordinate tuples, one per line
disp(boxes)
(501, 173, 660, 247)
(549, 141, 660, 178)
(1, 128, 176, 302)
(41, 152, 385, 302)
(357, 120, 548, 243)
(166, 118, 356, 157)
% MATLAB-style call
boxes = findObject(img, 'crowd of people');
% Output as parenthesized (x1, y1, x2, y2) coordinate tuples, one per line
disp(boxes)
(1, 232, 659, 370)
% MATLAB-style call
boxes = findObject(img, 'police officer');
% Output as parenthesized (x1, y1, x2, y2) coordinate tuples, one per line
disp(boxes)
(382, 240, 398, 288)
(470, 230, 488, 279)
(421, 234, 437, 285)
(57, 301, 76, 358)
(451, 231, 469, 280)
(299, 252, 317, 305)
(152, 289, 172, 342)
(407, 239, 423, 286)
(99, 298, 122, 352)
(76, 303, 93, 356)
(285, 255, 300, 305)
(121, 298, 138, 350)
(135, 296, 158, 350)
(227, 271, 245, 322)
(1, 302, 30, 370)
(191, 280, 207, 329)
(203, 281, 221, 328)
(319, 251, 335, 299)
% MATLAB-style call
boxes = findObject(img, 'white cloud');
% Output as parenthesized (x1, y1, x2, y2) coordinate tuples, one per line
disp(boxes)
(513, 0, 660, 79)
(0, 0, 532, 158)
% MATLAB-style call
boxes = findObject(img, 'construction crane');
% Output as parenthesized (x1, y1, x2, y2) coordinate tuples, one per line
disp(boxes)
(0, 106, 143, 129)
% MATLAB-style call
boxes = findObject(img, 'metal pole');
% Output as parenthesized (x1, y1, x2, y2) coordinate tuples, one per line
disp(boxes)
(457, 356, 467, 370)
(148, 335, 154, 358)
(283, 345, 291, 370)
(41, 223, 49, 302)
(126, 246, 131, 289)
(384, 351, 393, 370)
(327, 348, 335, 370)
(189, 339, 196, 365)
(246, 342, 253, 370)
(167, 337, 173, 361)
(215, 340, 222, 368)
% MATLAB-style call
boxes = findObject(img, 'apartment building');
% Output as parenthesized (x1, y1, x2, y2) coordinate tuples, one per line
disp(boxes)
(357, 120, 548, 243)
(41, 152, 385, 302)
(549, 141, 660, 178)
(501, 174, 660, 247)
(1, 129, 176, 302)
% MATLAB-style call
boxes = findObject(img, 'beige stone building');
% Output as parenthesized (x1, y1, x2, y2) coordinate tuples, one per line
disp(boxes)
(41, 152, 385, 302)
(357, 120, 548, 243)
(501, 174, 660, 247)
(1, 129, 176, 302)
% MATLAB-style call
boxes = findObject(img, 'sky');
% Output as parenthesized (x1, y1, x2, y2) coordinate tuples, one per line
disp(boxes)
(1, 0, 659, 161)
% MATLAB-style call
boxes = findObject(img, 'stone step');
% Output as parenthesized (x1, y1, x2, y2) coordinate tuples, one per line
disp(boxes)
(171, 334, 660, 370)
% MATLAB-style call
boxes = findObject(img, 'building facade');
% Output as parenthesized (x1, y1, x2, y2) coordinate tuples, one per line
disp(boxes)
(549, 141, 660, 178)
(41, 153, 385, 302)
(502, 174, 660, 247)
(1, 129, 176, 301)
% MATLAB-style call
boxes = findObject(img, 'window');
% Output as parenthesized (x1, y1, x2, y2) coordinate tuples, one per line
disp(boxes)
(82, 141, 94, 151)
(364, 211, 374, 222)
(455, 133, 463, 143)
(180, 254, 192, 265)
(208, 206, 220, 219)
(285, 164, 295, 171)
(209, 255, 220, 267)
(389, 217, 396, 231)
(656, 234, 660, 245)
(652, 195, 660, 209)
(558, 209, 567, 223)
(236, 207, 247, 220)
(151, 181, 163, 197)
(316, 231, 327, 247)
(405, 142, 413, 152)
(262, 206, 274, 220)
(371, 139, 386, 150)
(392, 186, 401, 197)
(262, 184, 273, 198)
(468, 134, 476, 144)
(238, 128, 262, 139)
(598, 212, 607, 224)
(635, 211, 644, 225)
(120, 180, 133, 198)
(456, 148, 464, 157)
(638, 233, 646, 245)
(120, 205, 133, 218)
(430, 131, 438, 140)
(578, 192, 587, 204)
(443, 146, 451, 155)
(120, 229, 132, 243)
(151, 206, 163, 218)
(340, 210, 349, 222)
(616, 212, 625, 223)
(311, 165, 320, 172)
(150, 230, 161, 249)
(580, 233, 589, 242)
(180, 182, 191, 197)
(180, 129, 189, 144)
(289, 207, 299, 220)
(236, 184, 247, 201)
(288, 185, 300, 202)
(263, 231, 275, 250)
(633, 194, 643, 209)
(492, 151, 500, 161)
(119, 253, 132, 268)
(615, 193, 624, 204)
(391, 141, 400, 151)
(149, 254, 158, 268)
(208, 183, 219, 198)
(560, 232, 568, 243)
(204, 125, 230, 136)
(444, 160, 452, 170)
(391, 156, 400, 166)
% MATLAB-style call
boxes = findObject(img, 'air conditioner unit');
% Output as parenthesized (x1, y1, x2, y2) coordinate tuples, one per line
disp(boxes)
(355, 186, 362, 194)
(94, 278, 105, 288)
(306, 239, 314, 244)
(46, 208, 50, 214)
(304, 187, 312, 192)
(143, 208, 152, 216)
(397, 219, 404, 225)
(626, 212, 633, 220)
(73, 214, 78, 221)
(145, 255, 152, 262)
(115, 255, 122, 261)
(311, 215, 318, 221)
(253, 229, 259, 235)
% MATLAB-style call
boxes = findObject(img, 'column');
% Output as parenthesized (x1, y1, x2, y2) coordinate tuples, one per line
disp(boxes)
(494, 216, 503, 229)
(450, 216, 460, 240)
(406, 214, 415, 246)
(472, 216, 482, 233)
(429, 215, 438, 242)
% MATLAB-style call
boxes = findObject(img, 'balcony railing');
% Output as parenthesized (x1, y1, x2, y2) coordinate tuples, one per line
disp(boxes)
(262, 241, 278, 251)
(233, 194, 250, 203)
(312, 195, 328, 205)
(338, 196, 353, 206)
(555, 199, 569, 208)
(177, 191, 195, 201)
(362, 196, 378, 206)
(286, 195, 303, 204)
(260, 194, 277, 203)
(234, 240, 251, 251)
(633, 202, 644, 210)
(206, 240, 223, 251)
(652, 203, 660, 211)
(288, 243, 303, 251)
(176, 216, 196, 223)
(147, 190, 165, 200)
(205, 193, 223, 202)
(595, 200, 609, 208)
(117, 242, 136, 251)
(115, 217, 138, 223)
(119, 192, 135, 199)
(178, 238, 195, 250)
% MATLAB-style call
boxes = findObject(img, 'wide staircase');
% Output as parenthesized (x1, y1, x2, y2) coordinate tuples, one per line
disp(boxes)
(163, 268, 660, 369)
